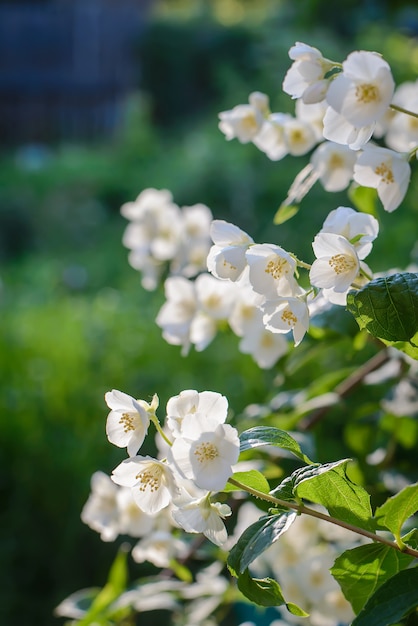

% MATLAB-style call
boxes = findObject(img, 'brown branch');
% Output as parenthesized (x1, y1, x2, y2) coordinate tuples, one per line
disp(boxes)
(299, 347, 390, 431)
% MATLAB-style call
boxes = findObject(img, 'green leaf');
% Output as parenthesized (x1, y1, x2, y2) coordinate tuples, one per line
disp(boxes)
(273, 203, 299, 225)
(348, 183, 378, 215)
(402, 528, 418, 550)
(237, 568, 285, 607)
(270, 473, 299, 501)
(224, 470, 270, 495)
(346, 273, 418, 343)
(228, 511, 297, 577)
(381, 330, 418, 360)
(236, 569, 309, 615)
(239, 427, 314, 464)
(294, 459, 374, 530)
(77, 546, 129, 625)
(331, 543, 414, 614)
(168, 559, 193, 583)
(374, 483, 418, 541)
(351, 567, 418, 626)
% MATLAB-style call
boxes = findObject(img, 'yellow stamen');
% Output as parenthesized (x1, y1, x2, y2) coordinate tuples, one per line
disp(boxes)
(355, 83, 379, 103)
(194, 442, 219, 464)
(329, 254, 356, 274)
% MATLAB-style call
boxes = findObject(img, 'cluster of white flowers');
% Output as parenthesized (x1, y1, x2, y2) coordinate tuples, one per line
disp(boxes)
(232, 502, 362, 626)
(219, 42, 415, 213)
(121, 188, 213, 290)
(127, 199, 380, 366)
(74, 40, 418, 626)
(83, 389, 239, 552)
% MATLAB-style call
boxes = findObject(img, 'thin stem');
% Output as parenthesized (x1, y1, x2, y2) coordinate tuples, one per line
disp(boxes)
(228, 477, 418, 559)
(390, 103, 418, 119)
(150, 415, 173, 447)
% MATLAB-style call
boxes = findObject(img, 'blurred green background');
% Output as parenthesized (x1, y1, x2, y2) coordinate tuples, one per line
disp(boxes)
(1, 1, 418, 624)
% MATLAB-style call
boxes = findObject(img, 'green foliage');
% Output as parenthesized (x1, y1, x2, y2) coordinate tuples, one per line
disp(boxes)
(76, 547, 131, 626)
(228, 511, 297, 576)
(224, 470, 271, 495)
(331, 544, 414, 614)
(273, 203, 300, 225)
(239, 426, 314, 464)
(351, 567, 418, 626)
(374, 483, 418, 544)
(294, 460, 374, 531)
(347, 273, 418, 349)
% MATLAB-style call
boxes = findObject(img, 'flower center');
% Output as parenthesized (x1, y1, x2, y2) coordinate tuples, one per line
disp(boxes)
(242, 112, 258, 132)
(289, 128, 304, 144)
(194, 441, 219, 463)
(329, 254, 356, 274)
(281, 309, 297, 327)
(135, 465, 162, 493)
(374, 162, 394, 184)
(328, 153, 345, 169)
(355, 83, 379, 103)
(223, 259, 237, 271)
(265, 257, 290, 280)
(119, 412, 136, 433)
(261, 331, 275, 347)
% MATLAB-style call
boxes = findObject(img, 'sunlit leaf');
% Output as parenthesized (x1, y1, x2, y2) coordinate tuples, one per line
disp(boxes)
(224, 470, 270, 494)
(239, 426, 313, 464)
(294, 459, 374, 530)
(331, 544, 414, 614)
(348, 183, 378, 215)
(273, 203, 299, 225)
(228, 511, 297, 576)
(236, 569, 309, 615)
(374, 483, 418, 540)
(77, 546, 129, 625)
(381, 330, 418, 360)
(351, 567, 418, 626)
(347, 273, 418, 343)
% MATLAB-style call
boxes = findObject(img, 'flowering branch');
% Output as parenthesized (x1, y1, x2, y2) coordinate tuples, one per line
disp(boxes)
(227, 477, 418, 559)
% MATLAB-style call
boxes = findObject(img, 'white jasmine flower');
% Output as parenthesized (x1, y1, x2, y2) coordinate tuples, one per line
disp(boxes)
(283, 42, 334, 103)
(218, 91, 269, 143)
(207, 219, 254, 281)
(239, 323, 289, 368)
(173, 496, 232, 547)
(296, 99, 328, 141)
(171, 203, 213, 278)
(111, 456, 179, 515)
(261, 296, 310, 346)
(326, 50, 394, 135)
(227, 278, 288, 367)
(105, 389, 157, 457)
(283, 116, 318, 156)
(353, 144, 411, 212)
(310, 233, 360, 293)
(319, 205, 379, 258)
(245, 243, 299, 299)
(166, 389, 228, 438)
(196, 272, 237, 319)
(171, 412, 240, 492)
(81, 471, 120, 542)
(116, 487, 155, 538)
(131, 530, 188, 568)
(310, 142, 356, 191)
(120, 188, 174, 221)
(156, 276, 198, 355)
(322, 106, 376, 150)
(252, 113, 291, 161)
(121, 188, 183, 289)
(385, 80, 418, 152)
